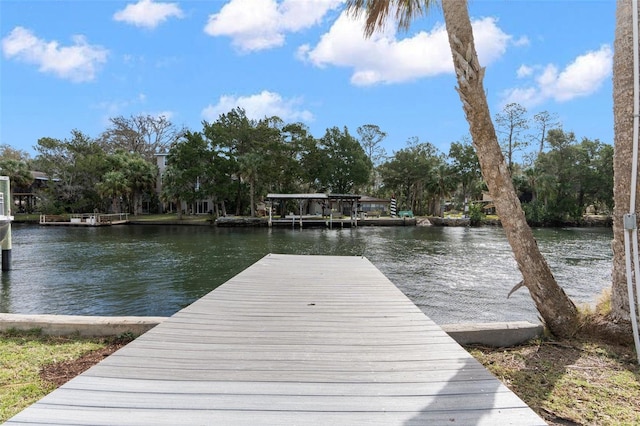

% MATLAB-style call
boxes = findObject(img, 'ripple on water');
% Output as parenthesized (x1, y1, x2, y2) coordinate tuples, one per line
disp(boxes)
(0, 224, 613, 323)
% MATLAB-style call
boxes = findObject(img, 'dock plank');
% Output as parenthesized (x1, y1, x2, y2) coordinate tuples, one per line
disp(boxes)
(6, 253, 545, 425)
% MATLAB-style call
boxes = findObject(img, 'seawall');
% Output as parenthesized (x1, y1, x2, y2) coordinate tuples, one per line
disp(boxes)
(0, 314, 543, 347)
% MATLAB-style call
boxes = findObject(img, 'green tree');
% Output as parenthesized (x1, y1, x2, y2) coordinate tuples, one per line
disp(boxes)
(162, 131, 209, 220)
(534, 130, 582, 223)
(96, 170, 128, 213)
(205, 108, 248, 215)
(347, 0, 579, 337)
(205, 108, 280, 216)
(592, 143, 614, 213)
(200, 146, 234, 217)
(275, 122, 310, 193)
(126, 154, 157, 215)
(99, 151, 157, 215)
(524, 131, 613, 225)
(0, 156, 34, 213)
(430, 161, 457, 216)
(0, 158, 33, 191)
(379, 140, 443, 215)
(313, 126, 372, 194)
(448, 140, 482, 212)
(246, 117, 284, 216)
(357, 124, 387, 166)
(357, 124, 387, 194)
(299, 132, 328, 192)
(34, 130, 108, 213)
(575, 138, 613, 215)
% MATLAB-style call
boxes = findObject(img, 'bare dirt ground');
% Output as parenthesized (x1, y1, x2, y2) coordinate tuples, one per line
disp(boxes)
(39, 340, 129, 387)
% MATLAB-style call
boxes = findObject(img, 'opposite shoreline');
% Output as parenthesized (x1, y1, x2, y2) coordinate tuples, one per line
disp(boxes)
(13, 213, 613, 228)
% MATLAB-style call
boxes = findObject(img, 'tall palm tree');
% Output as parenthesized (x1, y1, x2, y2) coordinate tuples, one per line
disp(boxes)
(347, 0, 579, 337)
(97, 170, 128, 214)
(612, 0, 635, 325)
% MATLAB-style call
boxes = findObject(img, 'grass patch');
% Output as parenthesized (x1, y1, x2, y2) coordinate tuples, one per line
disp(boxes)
(129, 213, 210, 222)
(13, 213, 45, 222)
(443, 212, 464, 218)
(14, 213, 213, 223)
(467, 337, 640, 425)
(0, 331, 109, 422)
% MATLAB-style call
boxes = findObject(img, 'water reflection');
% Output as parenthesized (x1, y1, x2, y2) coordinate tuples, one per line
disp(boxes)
(0, 224, 612, 324)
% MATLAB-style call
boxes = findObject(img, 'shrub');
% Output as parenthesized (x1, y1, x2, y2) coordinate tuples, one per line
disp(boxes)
(468, 203, 485, 226)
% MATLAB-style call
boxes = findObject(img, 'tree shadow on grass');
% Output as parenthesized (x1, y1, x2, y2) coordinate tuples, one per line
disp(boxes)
(470, 338, 640, 425)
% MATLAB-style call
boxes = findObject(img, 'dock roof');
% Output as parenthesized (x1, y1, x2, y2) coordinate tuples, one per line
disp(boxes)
(266, 193, 328, 200)
(266, 193, 361, 201)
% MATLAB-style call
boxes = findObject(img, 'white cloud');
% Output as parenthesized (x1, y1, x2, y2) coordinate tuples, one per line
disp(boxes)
(201, 91, 314, 122)
(516, 64, 533, 78)
(204, 0, 343, 52)
(299, 12, 511, 86)
(512, 35, 530, 47)
(472, 17, 511, 64)
(93, 93, 147, 117)
(502, 45, 612, 107)
(113, 0, 184, 29)
(1, 26, 108, 82)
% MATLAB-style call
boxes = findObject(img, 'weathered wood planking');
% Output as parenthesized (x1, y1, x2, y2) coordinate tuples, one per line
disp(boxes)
(7, 253, 546, 425)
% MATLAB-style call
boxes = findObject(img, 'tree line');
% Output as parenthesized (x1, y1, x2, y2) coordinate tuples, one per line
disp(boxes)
(1, 103, 611, 225)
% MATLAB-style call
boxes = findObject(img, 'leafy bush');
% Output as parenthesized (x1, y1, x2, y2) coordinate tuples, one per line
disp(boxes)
(468, 203, 485, 226)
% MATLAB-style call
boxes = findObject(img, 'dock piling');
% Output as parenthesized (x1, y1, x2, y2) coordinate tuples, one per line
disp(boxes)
(0, 177, 13, 271)
(1, 226, 11, 271)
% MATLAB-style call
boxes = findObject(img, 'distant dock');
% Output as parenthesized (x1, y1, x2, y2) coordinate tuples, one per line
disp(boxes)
(39, 213, 129, 226)
(7, 254, 544, 425)
(268, 215, 417, 228)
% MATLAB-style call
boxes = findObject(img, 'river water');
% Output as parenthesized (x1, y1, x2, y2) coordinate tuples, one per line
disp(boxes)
(0, 224, 612, 324)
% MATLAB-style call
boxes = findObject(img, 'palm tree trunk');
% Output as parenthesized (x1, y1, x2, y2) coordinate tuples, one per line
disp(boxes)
(250, 178, 256, 217)
(442, 0, 578, 337)
(612, 0, 635, 322)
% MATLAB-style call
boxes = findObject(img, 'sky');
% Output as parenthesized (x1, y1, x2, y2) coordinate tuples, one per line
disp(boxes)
(0, 0, 615, 160)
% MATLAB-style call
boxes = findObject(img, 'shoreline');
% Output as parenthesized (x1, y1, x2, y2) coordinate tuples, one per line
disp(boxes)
(13, 214, 612, 228)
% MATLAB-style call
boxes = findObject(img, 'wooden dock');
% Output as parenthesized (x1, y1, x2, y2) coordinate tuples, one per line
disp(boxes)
(6, 254, 545, 425)
(268, 217, 417, 228)
(39, 213, 129, 226)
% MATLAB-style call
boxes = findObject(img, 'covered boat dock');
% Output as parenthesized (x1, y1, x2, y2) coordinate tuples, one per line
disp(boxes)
(266, 193, 363, 228)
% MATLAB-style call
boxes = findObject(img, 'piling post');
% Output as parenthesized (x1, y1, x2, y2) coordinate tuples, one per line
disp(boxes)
(0, 176, 14, 271)
(2, 226, 10, 271)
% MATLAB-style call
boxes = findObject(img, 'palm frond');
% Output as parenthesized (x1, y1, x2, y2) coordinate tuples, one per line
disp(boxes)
(345, 0, 438, 38)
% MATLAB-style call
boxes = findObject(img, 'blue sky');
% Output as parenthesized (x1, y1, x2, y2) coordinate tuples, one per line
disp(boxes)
(1, 0, 615, 159)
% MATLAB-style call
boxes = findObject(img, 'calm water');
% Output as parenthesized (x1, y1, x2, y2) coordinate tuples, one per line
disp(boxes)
(0, 224, 612, 324)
